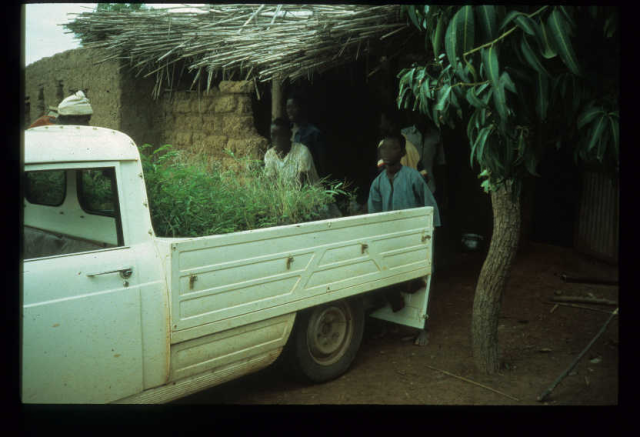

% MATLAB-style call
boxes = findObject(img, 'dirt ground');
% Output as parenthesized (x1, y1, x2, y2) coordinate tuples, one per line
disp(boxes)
(173, 242, 619, 405)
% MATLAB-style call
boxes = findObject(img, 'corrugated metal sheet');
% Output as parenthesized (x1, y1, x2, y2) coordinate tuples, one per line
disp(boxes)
(574, 169, 619, 264)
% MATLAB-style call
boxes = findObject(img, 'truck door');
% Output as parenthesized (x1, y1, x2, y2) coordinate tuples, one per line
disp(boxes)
(368, 276, 433, 329)
(368, 230, 435, 330)
(22, 165, 144, 403)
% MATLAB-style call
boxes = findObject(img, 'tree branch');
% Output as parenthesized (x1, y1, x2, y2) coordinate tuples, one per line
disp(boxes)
(463, 5, 550, 58)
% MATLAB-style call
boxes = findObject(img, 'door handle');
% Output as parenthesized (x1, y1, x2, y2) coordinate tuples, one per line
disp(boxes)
(86, 267, 133, 279)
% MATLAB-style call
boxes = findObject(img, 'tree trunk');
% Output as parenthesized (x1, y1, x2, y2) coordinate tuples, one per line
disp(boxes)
(472, 180, 521, 373)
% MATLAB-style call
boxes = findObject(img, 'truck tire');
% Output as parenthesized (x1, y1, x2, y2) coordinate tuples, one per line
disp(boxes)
(284, 297, 365, 383)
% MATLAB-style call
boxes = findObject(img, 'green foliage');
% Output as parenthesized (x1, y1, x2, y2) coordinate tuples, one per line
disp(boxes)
(79, 169, 115, 214)
(398, 5, 619, 190)
(25, 170, 66, 206)
(139, 144, 351, 237)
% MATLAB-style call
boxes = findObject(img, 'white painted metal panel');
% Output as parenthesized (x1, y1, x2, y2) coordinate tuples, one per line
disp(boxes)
(25, 126, 140, 164)
(168, 314, 295, 382)
(168, 207, 434, 342)
(22, 247, 144, 403)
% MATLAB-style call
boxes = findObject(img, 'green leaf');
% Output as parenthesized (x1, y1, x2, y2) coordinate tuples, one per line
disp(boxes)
(431, 16, 445, 57)
(445, 10, 460, 65)
(476, 125, 492, 163)
(407, 6, 420, 30)
(471, 125, 493, 167)
(466, 87, 487, 109)
(596, 128, 609, 162)
(586, 114, 608, 153)
(483, 46, 508, 122)
(445, 6, 475, 66)
(450, 87, 461, 109)
(466, 61, 478, 82)
(548, 9, 581, 75)
(535, 20, 557, 59)
(535, 72, 549, 121)
(499, 10, 525, 31)
(435, 84, 452, 111)
(520, 35, 549, 76)
(420, 80, 431, 103)
(455, 60, 470, 82)
(467, 112, 478, 144)
(476, 81, 491, 95)
(460, 6, 475, 54)
(500, 71, 517, 94)
(609, 116, 619, 161)
(577, 105, 605, 130)
(476, 5, 497, 43)
(514, 15, 537, 36)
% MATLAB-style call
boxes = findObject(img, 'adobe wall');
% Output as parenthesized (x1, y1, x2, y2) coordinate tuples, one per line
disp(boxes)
(25, 48, 122, 130)
(160, 81, 269, 167)
(24, 48, 162, 148)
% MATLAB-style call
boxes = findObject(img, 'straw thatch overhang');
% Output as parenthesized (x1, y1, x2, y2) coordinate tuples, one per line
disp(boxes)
(65, 4, 415, 98)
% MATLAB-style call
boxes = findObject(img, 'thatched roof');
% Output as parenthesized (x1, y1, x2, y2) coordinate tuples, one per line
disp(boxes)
(64, 4, 413, 97)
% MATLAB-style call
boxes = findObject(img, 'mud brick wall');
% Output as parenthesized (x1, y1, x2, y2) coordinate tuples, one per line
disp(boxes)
(24, 48, 162, 148)
(26, 48, 268, 167)
(160, 80, 269, 168)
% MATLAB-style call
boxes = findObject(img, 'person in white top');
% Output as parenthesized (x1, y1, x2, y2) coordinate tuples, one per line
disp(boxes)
(264, 118, 319, 187)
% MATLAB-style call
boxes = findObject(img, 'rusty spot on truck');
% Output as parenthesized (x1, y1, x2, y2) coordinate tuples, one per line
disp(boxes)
(114, 354, 121, 358)
(52, 323, 60, 328)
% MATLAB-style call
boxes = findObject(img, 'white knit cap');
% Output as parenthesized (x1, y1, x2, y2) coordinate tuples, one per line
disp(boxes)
(58, 90, 93, 116)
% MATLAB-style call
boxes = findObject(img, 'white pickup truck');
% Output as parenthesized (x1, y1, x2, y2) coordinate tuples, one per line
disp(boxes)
(22, 126, 435, 404)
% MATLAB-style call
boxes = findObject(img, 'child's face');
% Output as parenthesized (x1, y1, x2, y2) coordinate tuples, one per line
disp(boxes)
(379, 138, 405, 166)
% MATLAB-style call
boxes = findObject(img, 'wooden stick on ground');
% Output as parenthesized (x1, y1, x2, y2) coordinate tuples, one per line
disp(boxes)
(424, 364, 520, 402)
(543, 301, 616, 315)
(537, 308, 619, 402)
(550, 296, 618, 306)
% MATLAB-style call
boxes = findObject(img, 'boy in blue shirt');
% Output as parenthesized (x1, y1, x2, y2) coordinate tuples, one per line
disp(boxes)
(368, 131, 441, 225)
(368, 131, 440, 346)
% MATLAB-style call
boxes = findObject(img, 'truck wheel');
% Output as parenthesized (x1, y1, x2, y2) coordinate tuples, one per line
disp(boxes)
(285, 298, 365, 383)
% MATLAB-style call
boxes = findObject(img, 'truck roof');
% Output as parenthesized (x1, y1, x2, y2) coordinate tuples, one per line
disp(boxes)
(25, 126, 141, 165)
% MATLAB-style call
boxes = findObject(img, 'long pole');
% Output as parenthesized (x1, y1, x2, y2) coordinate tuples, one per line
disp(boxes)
(271, 77, 283, 121)
(537, 308, 619, 402)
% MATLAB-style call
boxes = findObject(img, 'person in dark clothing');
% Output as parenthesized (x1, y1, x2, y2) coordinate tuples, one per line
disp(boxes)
(286, 94, 328, 178)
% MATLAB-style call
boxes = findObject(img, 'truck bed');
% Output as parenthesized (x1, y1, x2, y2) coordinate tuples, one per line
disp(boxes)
(162, 207, 434, 344)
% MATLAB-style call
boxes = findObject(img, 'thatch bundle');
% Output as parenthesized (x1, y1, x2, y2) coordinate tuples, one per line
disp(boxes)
(64, 4, 412, 97)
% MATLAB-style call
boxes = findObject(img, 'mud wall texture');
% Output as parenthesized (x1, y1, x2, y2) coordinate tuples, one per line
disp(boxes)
(160, 81, 269, 167)
(25, 49, 267, 166)
(25, 48, 162, 148)
(25, 48, 122, 130)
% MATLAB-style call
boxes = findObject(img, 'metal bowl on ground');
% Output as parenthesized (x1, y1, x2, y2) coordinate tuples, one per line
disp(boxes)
(460, 233, 484, 252)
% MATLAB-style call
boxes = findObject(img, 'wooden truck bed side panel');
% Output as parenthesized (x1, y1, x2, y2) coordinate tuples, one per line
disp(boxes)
(168, 207, 434, 344)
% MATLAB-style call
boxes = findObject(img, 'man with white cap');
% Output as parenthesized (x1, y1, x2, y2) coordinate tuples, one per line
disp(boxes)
(56, 90, 93, 126)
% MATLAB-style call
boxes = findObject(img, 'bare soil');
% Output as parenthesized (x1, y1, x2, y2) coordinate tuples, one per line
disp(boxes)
(173, 242, 619, 405)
